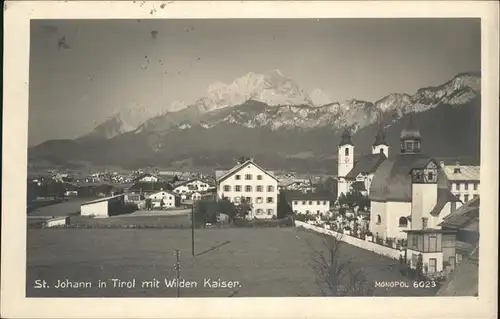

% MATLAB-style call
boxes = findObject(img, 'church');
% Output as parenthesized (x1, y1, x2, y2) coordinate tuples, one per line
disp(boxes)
(336, 118, 461, 241)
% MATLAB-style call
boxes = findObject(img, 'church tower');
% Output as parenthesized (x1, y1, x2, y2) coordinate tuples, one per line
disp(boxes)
(372, 125, 389, 158)
(337, 127, 354, 198)
(400, 115, 422, 154)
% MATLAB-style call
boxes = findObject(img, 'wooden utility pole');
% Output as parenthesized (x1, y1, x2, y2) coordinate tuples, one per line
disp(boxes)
(175, 249, 180, 297)
(191, 203, 196, 256)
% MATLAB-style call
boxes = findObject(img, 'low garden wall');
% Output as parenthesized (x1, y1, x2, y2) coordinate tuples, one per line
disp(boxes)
(295, 221, 401, 260)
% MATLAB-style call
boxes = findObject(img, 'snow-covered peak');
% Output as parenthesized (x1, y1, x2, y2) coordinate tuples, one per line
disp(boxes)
(191, 70, 314, 113)
(170, 100, 188, 112)
(309, 88, 333, 106)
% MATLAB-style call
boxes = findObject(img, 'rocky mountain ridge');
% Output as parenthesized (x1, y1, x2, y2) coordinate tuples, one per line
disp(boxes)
(29, 72, 481, 171)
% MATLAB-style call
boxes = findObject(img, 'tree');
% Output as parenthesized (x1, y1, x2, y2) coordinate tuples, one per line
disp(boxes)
(416, 253, 424, 280)
(338, 183, 370, 211)
(160, 199, 165, 210)
(217, 199, 237, 222)
(305, 234, 374, 296)
(236, 197, 253, 219)
(195, 200, 218, 224)
(145, 198, 152, 210)
(277, 190, 293, 219)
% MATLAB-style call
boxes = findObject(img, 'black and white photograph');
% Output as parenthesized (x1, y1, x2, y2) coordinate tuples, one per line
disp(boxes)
(2, 1, 498, 318)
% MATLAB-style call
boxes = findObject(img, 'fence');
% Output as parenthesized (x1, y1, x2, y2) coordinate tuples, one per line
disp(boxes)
(295, 221, 401, 260)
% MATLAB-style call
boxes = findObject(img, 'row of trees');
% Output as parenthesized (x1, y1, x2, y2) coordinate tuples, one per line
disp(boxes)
(194, 190, 294, 225)
(337, 182, 370, 212)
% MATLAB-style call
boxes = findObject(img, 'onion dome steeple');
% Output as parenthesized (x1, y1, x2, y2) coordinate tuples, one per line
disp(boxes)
(339, 126, 354, 147)
(400, 114, 421, 154)
(373, 125, 388, 147)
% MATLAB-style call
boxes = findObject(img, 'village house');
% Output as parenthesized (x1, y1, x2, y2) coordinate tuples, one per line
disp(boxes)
(439, 196, 479, 269)
(191, 191, 202, 201)
(441, 161, 480, 208)
(125, 181, 172, 202)
(289, 193, 333, 216)
(135, 173, 165, 183)
(147, 190, 179, 209)
(216, 158, 279, 219)
(172, 179, 212, 195)
(278, 175, 315, 193)
(403, 195, 479, 277)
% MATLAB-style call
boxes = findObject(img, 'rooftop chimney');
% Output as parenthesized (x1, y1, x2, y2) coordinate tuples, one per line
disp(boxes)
(440, 161, 445, 168)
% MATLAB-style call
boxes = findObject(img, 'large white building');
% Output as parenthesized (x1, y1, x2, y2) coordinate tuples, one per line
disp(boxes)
(216, 159, 278, 219)
(441, 162, 480, 207)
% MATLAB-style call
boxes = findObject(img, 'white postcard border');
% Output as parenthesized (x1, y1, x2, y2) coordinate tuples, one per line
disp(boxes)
(2, 1, 498, 318)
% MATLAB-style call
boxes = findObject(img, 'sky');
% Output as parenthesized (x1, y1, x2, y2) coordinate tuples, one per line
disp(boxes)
(29, 18, 481, 146)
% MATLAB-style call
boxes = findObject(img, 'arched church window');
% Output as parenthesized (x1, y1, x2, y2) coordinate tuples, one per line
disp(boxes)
(399, 217, 408, 227)
(345, 148, 349, 156)
(380, 148, 385, 155)
(376, 215, 381, 225)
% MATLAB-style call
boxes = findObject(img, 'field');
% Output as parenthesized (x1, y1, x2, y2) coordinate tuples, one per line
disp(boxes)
(67, 213, 192, 228)
(26, 228, 439, 297)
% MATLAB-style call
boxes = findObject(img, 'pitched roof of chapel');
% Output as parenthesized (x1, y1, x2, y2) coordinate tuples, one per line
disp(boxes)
(369, 153, 449, 202)
(345, 153, 387, 179)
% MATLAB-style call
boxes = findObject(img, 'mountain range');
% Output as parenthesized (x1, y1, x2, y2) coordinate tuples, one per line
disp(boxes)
(29, 71, 481, 173)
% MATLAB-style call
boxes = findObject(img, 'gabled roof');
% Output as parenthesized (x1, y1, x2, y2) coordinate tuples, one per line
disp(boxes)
(439, 196, 480, 229)
(81, 194, 125, 206)
(135, 173, 165, 182)
(345, 153, 387, 179)
(442, 165, 480, 181)
(172, 179, 214, 189)
(217, 160, 278, 184)
(430, 188, 461, 216)
(408, 158, 439, 171)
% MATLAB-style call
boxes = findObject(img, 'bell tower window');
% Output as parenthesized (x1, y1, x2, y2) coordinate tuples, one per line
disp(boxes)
(345, 148, 349, 156)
